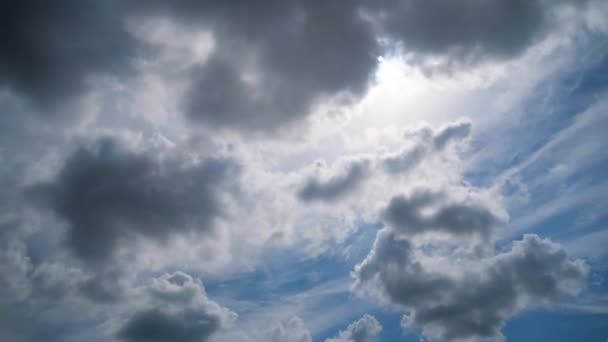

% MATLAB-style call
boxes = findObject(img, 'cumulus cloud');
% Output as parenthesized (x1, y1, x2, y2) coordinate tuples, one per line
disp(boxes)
(211, 315, 312, 342)
(143, 0, 587, 131)
(298, 160, 370, 202)
(325, 314, 382, 342)
(261, 316, 313, 342)
(354, 229, 588, 341)
(30, 138, 239, 265)
(383, 120, 471, 174)
(118, 271, 236, 342)
(297, 119, 472, 204)
(383, 190, 497, 239)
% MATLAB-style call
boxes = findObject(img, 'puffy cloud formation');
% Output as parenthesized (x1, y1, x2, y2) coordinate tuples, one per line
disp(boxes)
(383, 190, 497, 239)
(118, 271, 236, 342)
(0, 1, 604, 340)
(354, 228, 588, 341)
(298, 160, 371, 202)
(325, 314, 382, 342)
(213, 316, 313, 342)
(383, 120, 471, 174)
(261, 316, 314, 342)
(0, 1, 586, 130)
(297, 120, 472, 203)
(30, 138, 239, 265)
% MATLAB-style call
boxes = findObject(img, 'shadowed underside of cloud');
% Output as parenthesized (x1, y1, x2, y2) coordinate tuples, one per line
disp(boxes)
(0, 0, 139, 113)
(30, 138, 239, 266)
(118, 309, 221, 342)
(118, 271, 236, 342)
(383, 120, 472, 174)
(298, 160, 370, 202)
(0, 1, 581, 131)
(297, 120, 473, 203)
(354, 229, 588, 341)
(383, 190, 497, 239)
(325, 314, 382, 342)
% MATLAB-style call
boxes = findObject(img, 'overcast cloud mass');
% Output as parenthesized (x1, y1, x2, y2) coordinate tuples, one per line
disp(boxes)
(1, 0, 607, 341)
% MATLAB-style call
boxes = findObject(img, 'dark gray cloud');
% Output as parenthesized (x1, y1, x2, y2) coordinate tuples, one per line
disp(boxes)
(0, 1, 582, 129)
(134, 0, 378, 131)
(30, 138, 239, 265)
(298, 160, 370, 202)
(325, 314, 382, 342)
(79, 270, 127, 303)
(364, 0, 550, 65)
(157, 0, 579, 131)
(0, 0, 139, 114)
(354, 230, 588, 341)
(118, 308, 221, 342)
(383, 191, 497, 239)
(118, 271, 235, 342)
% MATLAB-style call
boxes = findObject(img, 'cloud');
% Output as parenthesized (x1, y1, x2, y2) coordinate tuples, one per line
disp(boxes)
(354, 229, 588, 341)
(433, 121, 472, 150)
(0, 1, 587, 130)
(363, 0, 552, 64)
(212, 315, 313, 342)
(298, 160, 370, 202)
(262, 316, 313, 342)
(297, 119, 472, 204)
(118, 309, 222, 342)
(0, 0, 138, 114)
(118, 271, 236, 342)
(382, 145, 428, 174)
(383, 190, 498, 239)
(325, 314, 382, 342)
(383, 120, 471, 174)
(30, 138, 239, 265)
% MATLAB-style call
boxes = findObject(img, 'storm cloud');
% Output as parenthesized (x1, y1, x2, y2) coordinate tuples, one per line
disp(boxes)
(30, 138, 239, 265)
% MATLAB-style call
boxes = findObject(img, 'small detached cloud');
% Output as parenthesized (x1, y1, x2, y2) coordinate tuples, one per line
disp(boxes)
(325, 314, 382, 342)
(298, 159, 371, 203)
(383, 120, 472, 174)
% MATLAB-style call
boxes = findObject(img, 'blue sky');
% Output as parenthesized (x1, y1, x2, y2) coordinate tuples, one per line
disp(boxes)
(1, 1, 607, 342)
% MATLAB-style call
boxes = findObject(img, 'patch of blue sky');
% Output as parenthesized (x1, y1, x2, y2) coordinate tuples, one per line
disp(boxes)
(201, 221, 386, 336)
(503, 309, 608, 342)
(465, 36, 608, 189)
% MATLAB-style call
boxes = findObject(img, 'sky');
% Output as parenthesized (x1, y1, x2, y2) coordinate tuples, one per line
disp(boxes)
(0, 1, 607, 341)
